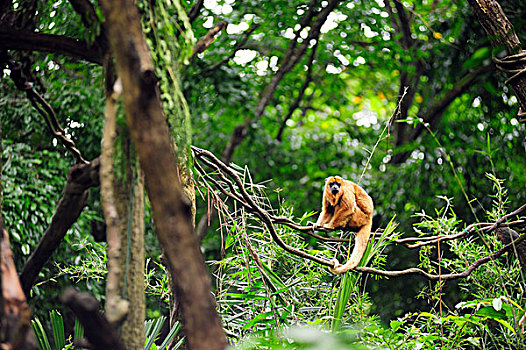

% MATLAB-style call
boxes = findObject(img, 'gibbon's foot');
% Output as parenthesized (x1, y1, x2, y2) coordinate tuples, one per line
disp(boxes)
(330, 258, 359, 274)
(328, 258, 343, 274)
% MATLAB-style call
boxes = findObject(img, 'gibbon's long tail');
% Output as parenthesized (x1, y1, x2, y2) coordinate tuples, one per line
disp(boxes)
(330, 222, 372, 274)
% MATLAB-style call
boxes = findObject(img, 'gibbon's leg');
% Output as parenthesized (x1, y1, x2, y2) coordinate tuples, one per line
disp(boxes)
(329, 221, 372, 274)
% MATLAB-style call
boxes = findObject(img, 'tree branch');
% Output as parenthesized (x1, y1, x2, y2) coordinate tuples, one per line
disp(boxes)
(276, 40, 318, 141)
(60, 289, 126, 350)
(188, 0, 204, 24)
(393, 0, 414, 50)
(5, 55, 88, 164)
(0, 28, 104, 65)
(192, 145, 526, 280)
(191, 21, 226, 58)
(391, 64, 494, 164)
(20, 159, 100, 297)
(356, 230, 526, 280)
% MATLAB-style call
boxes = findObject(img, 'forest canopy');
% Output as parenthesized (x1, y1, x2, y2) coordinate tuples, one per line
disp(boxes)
(1, 0, 526, 349)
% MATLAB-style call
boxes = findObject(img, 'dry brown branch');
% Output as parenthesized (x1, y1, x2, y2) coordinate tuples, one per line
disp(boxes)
(5, 55, 87, 163)
(193, 145, 526, 280)
(356, 230, 526, 280)
(20, 159, 100, 296)
(0, 29, 104, 65)
(192, 21, 227, 58)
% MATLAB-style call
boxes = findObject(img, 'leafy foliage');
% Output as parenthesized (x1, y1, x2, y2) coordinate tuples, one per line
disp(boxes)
(2, 0, 526, 348)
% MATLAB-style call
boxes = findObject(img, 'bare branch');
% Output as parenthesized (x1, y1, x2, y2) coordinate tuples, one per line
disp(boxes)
(0, 28, 104, 65)
(193, 146, 335, 267)
(393, 0, 414, 50)
(276, 40, 318, 141)
(192, 21, 227, 58)
(60, 289, 126, 350)
(356, 231, 526, 280)
(20, 159, 100, 296)
(5, 56, 88, 164)
(188, 0, 205, 23)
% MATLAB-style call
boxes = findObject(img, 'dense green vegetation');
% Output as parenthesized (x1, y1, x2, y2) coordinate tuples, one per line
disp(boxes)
(1, 0, 526, 348)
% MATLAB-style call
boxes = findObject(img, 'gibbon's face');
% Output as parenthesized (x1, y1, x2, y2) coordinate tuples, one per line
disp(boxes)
(329, 180, 341, 195)
(325, 176, 343, 197)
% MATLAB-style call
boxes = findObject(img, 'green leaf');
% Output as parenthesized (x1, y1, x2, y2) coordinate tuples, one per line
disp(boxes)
(390, 320, 403, 332)
(31, 317, 51, 350)
(50, 310, 65, 350)
(476, 306, 507, 320)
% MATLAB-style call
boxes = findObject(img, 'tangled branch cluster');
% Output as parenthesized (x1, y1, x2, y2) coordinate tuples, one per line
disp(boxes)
(192, 145, 526, 281)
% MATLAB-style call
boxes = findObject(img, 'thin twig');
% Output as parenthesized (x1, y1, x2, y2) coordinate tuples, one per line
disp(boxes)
(193, 145, 526, 280)
(5, 55, 87, 163)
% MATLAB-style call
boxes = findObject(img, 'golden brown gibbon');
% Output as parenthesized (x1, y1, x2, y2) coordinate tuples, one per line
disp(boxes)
(315, 176, 374, 274)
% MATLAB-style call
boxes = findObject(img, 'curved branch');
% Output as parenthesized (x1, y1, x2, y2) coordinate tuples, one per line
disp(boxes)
(61, 289, 125, 350)
(0, 28, 104, 65)
(192, 145, 526, 280)
(6, 56, 87, 164)
(20, 159, 100, 296)
(193, 146, 335, 267)
(356, 231, 526, 280)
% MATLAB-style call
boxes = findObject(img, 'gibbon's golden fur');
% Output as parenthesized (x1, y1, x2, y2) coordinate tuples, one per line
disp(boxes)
(315, 176, 374, 274)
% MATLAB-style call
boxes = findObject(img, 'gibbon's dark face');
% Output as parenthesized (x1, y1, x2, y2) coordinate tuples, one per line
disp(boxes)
(329, 181, 341, 195)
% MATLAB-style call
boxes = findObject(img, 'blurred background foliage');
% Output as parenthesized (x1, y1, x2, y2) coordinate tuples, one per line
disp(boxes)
(1, 0, 526, 347)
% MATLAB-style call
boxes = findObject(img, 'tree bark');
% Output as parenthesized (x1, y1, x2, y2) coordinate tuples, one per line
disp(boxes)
(98, 1, 227, 349)
(467, 0, 526, 113)
(19, 158, 100, 296)
(0, 29, 104, 65)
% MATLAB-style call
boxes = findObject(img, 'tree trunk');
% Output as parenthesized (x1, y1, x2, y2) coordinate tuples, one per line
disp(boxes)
(0, 218, 37, 350)
(98, 1, 227, 349)
(102, 66, 145, 349)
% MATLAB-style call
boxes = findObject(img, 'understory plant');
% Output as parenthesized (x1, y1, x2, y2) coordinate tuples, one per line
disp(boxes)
(364, 175, 526, 349)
